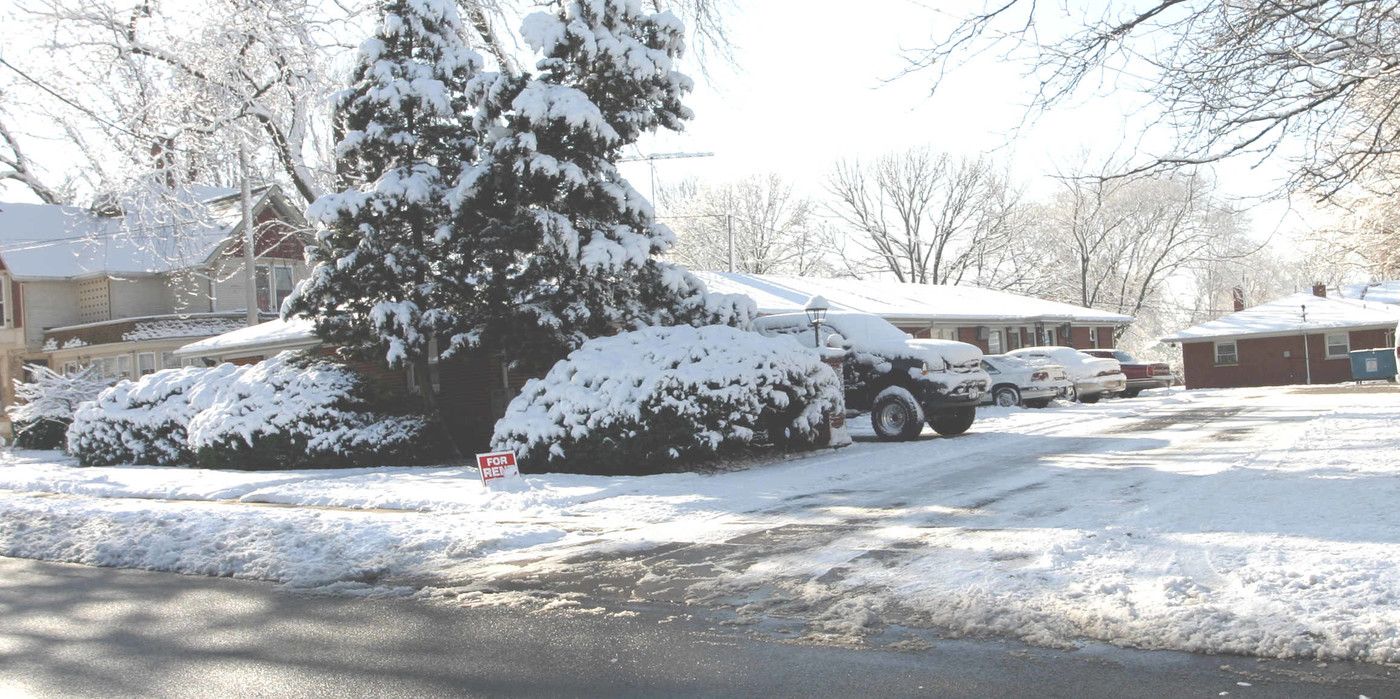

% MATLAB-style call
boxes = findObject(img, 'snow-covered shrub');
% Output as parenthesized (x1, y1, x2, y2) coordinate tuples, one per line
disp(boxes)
(68, 365, 239, 466)
(7, 365, 112, 449)
(188, 353, 433, 470)
(67, 352, 434, 469)
(492, 325, 843, 475)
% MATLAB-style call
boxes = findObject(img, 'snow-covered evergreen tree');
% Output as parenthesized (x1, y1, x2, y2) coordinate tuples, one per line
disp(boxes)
(444, 0, 749, 371)
(286, 0, 483, 410)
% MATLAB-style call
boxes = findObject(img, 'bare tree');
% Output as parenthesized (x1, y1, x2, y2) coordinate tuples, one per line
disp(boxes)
(824, 148, 1023, 286)
(0, 108, 63, 204)
(661, 173, 829, 275)
(906, 0, 1400, 203)
(1035, 159, 1250, 325)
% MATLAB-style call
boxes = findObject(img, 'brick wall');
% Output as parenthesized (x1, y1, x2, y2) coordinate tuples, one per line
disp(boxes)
(1181, 328, 1389, 389)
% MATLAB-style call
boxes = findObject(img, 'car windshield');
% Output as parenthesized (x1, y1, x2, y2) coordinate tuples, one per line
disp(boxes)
(1112, 351, 1135, 363)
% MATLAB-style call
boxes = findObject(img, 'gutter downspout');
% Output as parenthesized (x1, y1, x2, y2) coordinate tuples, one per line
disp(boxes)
(1300, 304, 1311, 385)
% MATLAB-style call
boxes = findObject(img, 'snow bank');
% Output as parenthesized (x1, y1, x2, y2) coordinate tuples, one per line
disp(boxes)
(492, 324, 843, 473)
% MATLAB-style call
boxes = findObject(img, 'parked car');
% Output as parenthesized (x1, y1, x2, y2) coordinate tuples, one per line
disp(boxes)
(980, 355, 1074, 408)
(1081, 349, 1172, 397)
(1004, 346, 1126, 403)
(752, 311, 990, 441)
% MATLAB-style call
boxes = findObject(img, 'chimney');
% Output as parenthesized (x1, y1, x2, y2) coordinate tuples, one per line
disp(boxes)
(1312, 282, 1327, 298)
(1232, 287, 1245, 312)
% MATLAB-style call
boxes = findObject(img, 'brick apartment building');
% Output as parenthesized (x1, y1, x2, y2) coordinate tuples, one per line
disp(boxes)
(1161, 284, 1399, 389)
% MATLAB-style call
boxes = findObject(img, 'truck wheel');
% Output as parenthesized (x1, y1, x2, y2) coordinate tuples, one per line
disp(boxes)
(992, 385, 1021, 407)
(872, 390, 924, 441)
(928, 406, 976, 437)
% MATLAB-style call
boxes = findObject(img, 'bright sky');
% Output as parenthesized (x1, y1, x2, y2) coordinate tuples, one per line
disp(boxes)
(621, 0, 1316, 242)
(0, 0, 1317, 241)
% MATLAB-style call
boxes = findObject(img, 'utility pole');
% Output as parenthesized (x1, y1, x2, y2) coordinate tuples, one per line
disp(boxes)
(616, 151, 715, 207)
(240, 140, 259, 327)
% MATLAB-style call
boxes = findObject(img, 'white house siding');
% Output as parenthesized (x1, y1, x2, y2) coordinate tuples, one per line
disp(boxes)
(21, 281, 80, 349)
(108, 276, 169, 320)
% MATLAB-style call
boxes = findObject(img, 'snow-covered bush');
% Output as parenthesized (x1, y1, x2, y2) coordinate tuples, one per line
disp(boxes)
(188, 353, 433, 470)
(68, 365, 238, 466)
(68, 353, 434, 469)
(492, 325, 843, 475)
(7, 365, 112, 449)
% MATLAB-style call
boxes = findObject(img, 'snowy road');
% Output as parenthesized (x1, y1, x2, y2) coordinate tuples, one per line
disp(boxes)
(2, 385, 1399, 663)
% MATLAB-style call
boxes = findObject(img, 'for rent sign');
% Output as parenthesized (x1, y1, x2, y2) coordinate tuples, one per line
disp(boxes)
(476, 450, 520, 484)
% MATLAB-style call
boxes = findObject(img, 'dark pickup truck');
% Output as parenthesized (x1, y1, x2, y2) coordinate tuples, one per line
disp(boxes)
(1082, 349, 1172, 398)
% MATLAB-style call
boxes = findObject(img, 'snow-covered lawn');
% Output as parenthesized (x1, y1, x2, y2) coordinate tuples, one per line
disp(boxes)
(3, 384, 1399, 663)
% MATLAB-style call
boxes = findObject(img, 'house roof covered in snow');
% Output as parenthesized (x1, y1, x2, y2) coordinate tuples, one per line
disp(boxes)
(0, 186, 301, 281)
(174, 317, 319, 359)
(693, 272, 1135, 325)
(1160, 292, 1400, 343)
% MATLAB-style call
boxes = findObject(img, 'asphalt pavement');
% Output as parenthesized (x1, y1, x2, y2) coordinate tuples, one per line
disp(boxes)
(2, 556, 1396, 698)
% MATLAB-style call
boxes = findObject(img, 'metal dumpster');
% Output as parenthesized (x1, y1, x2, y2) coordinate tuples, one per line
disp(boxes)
(1349, 348, 1398, 381)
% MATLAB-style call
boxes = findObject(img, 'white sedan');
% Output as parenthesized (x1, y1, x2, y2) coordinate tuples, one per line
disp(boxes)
(1004, 346, 1127, 403)
(980, 355, 1074, 408)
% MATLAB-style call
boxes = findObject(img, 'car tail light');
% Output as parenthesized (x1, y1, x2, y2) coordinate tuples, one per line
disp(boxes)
(1152, 366, 1171, 376)
(1031, 371, 1048, 381)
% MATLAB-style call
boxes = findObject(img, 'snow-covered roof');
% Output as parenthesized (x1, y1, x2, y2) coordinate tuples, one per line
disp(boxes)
(1339, 281, 1400, 307)
(1161, 292, 1400, 343)
(693, 272, 1134, 325)
(174, 317, 319, 358)
(0, 187, 288, 280)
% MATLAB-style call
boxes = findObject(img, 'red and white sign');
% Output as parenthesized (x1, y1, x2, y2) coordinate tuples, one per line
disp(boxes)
(476, 450, 520, 484)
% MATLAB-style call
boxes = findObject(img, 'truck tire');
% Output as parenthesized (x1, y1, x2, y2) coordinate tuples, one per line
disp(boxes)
(872, 389, 924, 441)
(928, 406, 976, 436)
(992, 385, 1021, 407)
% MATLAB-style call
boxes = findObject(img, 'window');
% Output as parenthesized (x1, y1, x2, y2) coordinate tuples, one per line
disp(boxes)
(931, 327, 957, 341)
(987, 330, 1002, 355)
(137, 352, 157, 376)
(1325, 332, 1350, 359)
(981, 360, 1000, 374)
(63, 361, 79, 376)
(406, 336, 442, 395)
(1215, 340, 1238, 366)
(161, 352, 181, 370)
(257, 263, 299, 313)
(1089, 327, 1099, 349)
(274, 266, 294, 311)
(1005, 327, 1020, 351)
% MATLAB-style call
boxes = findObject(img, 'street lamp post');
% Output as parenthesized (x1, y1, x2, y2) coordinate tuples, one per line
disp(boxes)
(805, 295, 829, 348)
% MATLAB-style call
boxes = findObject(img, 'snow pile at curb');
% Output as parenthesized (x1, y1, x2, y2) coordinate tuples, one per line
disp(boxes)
(5, 386, 1400, 663)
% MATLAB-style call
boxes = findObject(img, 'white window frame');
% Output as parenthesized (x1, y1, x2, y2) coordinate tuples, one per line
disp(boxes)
(406, 336, 442, 395)
(1089, 327, 1099, 349)
(930, 327, 957, 342)
(137, 352, 157, 376)
(987, 330, 1002, 355)
(0, 273, 10, 328)
(1324, 332, 1350, 359)
(1214, 340, 1238, 366)
(161, 351, 182, 370)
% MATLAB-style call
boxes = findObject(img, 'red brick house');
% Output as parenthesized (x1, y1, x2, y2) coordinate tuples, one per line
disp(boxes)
(694, 273, 1133, 354)
(1161, 287, 1399, 389)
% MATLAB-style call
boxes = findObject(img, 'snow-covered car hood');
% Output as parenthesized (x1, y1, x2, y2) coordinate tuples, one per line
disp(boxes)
(905, 339, 984, 368)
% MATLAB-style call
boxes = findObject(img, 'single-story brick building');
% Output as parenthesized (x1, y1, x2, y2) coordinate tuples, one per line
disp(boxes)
(1161, 286, 1399, 389)
(693, 272, 1134, 354)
